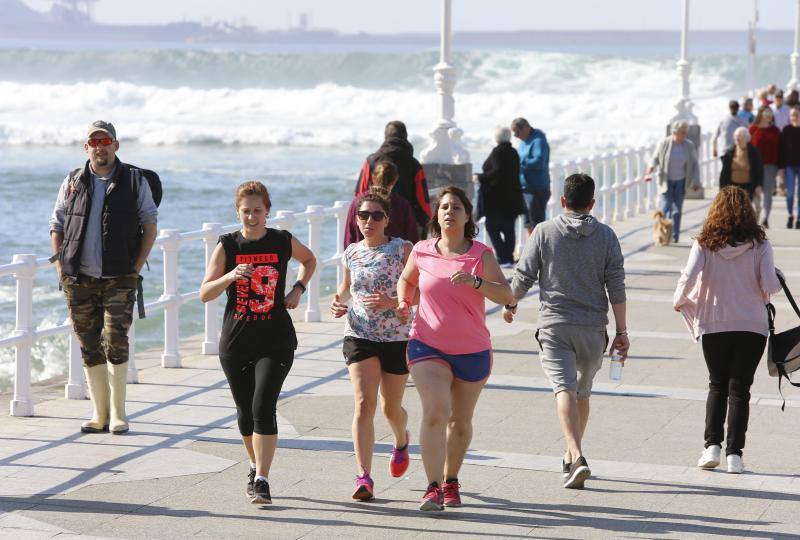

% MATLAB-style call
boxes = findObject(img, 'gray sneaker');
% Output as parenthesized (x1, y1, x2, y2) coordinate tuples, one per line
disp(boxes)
(563, 456, 591, 489)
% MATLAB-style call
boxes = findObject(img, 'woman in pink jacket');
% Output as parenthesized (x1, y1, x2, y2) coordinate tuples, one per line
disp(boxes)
(674, 186, 782, 474)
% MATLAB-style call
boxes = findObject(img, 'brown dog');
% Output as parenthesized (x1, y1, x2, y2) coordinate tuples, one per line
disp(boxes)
(653, 210, 673, 246)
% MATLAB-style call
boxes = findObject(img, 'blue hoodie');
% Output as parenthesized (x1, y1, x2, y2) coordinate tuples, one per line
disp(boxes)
(517, 128, 551, 192)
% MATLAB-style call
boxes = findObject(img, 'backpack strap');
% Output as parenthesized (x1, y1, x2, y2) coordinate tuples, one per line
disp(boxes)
(777, 270, 800, 320)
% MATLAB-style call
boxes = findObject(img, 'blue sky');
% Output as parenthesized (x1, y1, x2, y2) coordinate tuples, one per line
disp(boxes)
(22, 0, 795, 32)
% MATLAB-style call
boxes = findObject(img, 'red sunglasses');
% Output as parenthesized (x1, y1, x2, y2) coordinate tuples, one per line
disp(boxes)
(87, 138, 114, 147)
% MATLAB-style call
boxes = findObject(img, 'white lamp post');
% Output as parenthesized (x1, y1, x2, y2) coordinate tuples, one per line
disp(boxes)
(671, 0, 697, 124)
(788, 0, 800, 91)
(746, 0, 758, 96)
(421, 0, 469, 164)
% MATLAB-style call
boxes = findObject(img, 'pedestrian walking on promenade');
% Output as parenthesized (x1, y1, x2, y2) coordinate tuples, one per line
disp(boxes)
(749, 106, 781, 227)
(779, 106, 800, 228)
(396, 186, 514, 512)
(738, 97, 755, 125)
(474, 126, 525, 267)
(504, 173, 629, 490)
(787, 90, 800, 109)
(199, 181, 316, 505)
(773, 89, 791, 131)
(646, 120, 701, 243)
(720, 127, 763, 203)
(49, 120, 158, 435)
(713, 100, 748, 158)
(673, 186, 782, 474)
(354, 120, 431, 240)
(511, 117, 551, 234)
(344, 160, 417, 249)
(330, 192, 414, 501)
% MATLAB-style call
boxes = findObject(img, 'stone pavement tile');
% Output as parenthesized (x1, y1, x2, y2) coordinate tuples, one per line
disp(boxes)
(745, 499, 800, 539)
(15, 505, 124, 537)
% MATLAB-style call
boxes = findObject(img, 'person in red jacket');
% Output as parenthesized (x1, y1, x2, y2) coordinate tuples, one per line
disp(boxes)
(749, 106, 781, 228)
(343, 161, 418, 249)
(354, 121, 431, 239)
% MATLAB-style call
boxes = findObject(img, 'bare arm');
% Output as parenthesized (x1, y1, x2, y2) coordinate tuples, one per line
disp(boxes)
(609, 302, 630, 360)
(396, 252, 420, 323)
(51, 231, 64, 279)
(133, 223, 157, 273)
(285, 236, 317, 310)
(330, 266, 351, 318)
(200, 242, 242, 303)
(450, 251, 514, 306)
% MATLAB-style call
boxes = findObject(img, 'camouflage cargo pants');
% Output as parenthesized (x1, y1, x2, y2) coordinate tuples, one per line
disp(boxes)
(62, 274, 138, 367)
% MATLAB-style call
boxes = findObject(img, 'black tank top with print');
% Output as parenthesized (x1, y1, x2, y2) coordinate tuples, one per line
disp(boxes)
(218, 229, 297, 358)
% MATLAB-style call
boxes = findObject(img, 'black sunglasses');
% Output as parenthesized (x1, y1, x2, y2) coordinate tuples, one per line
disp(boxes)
(356, 210, 386, 222)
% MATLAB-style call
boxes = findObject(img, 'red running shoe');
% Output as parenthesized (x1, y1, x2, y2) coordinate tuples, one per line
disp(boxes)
(389, 430, 410, 477)
(352, 472, 374, 500)
(419, 484, 444, 512)
(442, 480, 461, 507)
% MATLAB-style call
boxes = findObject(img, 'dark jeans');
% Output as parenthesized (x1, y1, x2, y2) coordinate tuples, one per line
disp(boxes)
(522, 189, 551, 229)
(701, 331, 767, 456)
(485, 213, 517, 264)
(660, 179, 685, 242)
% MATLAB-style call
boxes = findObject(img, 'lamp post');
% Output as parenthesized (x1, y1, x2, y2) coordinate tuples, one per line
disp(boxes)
(420, 0, 469, 165)
(746, 0, 758, 96)
(788, 0, 800, 91)
(671, 0, 697, 125)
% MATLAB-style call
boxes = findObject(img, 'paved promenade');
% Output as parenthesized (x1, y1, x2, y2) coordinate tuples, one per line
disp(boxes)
(2, 195, 800, 538)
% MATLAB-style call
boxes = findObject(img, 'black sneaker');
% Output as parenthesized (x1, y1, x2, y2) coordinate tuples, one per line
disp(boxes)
(245, 468, 256, 499)
(796, 219, 800, 229)
(763, 218, 769, 229)
(788, 216, 795, 229)
(562, 460, 571, 479)
(564, 456, 591, 489)
(251, 478, 272, 504)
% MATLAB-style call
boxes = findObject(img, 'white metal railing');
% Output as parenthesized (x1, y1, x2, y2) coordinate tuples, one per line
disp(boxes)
(1, 132, 718, 417)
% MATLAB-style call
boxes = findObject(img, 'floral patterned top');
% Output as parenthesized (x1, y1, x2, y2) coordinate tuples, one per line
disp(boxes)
(344, 237, 412, 342)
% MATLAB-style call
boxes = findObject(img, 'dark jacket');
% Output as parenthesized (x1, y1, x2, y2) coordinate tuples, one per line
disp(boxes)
(60, 158, 141, 278)
(719, 144, 763, 189)
(476, 142, 525, 219)
(779, 125, 800, 168)
(353, 137, 431, 227)
(343, 192, 419, 249)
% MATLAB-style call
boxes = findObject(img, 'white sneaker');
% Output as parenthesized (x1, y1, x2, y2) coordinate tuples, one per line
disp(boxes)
(727, 454, 745, 474)
(697, 445, 721, 469)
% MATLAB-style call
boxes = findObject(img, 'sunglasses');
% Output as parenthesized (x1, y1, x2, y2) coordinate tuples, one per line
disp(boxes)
(356, 210, 386, 222)
(87, 138, 114, 147)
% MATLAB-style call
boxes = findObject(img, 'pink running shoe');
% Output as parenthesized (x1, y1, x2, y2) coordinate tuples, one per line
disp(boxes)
(419, 484, 444, 512)
(442, 480, 461, 507)
(352, 472, 374, 501)
(389, 430, 410, 477)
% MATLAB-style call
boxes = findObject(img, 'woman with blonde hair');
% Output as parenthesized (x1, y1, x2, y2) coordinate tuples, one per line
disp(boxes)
(674, 186, 782, 474)
(200, 181, 316, 504)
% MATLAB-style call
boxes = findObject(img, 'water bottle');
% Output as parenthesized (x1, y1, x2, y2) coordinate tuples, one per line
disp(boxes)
(609, 352, 624, 381)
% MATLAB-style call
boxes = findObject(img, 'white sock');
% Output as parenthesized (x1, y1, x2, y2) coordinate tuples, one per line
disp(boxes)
(249, 462, 256, 470)
(255, 475, 268, 483)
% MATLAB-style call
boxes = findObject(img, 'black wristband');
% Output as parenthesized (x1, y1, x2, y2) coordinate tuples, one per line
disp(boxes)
(505, 303, 518, 310)
(292, 280, 306, 294)
(473, 275, 483, 289)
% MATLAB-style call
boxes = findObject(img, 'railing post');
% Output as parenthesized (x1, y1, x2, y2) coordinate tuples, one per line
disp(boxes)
(546, 164, 556, 219)
(201, 222, 222, 355)
(600, 153, 610, 223)
(589, 157, 599, 216)
(614, 151, 625, 222)
(305, 205, 324, 323)
(637, 148, 648, 214)
(159, 229, 182, 368)
(333, 201, 349, 286)
(65, 325, 85, 399)
(10, 254, 35, 417)
(624, 150, 635, 218)
(127, 320, 138, 383)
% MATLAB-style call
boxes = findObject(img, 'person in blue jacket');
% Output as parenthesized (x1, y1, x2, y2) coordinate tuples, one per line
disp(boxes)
(512, 117, 551, 233)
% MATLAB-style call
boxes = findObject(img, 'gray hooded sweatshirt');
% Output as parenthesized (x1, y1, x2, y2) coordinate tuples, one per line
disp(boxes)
(511, 212, 626, 328)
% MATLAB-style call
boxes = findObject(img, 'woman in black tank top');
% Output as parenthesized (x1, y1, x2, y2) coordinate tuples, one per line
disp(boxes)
(200, 181, 316, 504)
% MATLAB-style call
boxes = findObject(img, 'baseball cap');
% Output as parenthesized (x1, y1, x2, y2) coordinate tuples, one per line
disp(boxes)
(87, 120, 116, 140)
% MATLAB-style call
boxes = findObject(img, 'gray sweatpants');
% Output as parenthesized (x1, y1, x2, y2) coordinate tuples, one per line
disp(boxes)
(536, 325, 608, 399)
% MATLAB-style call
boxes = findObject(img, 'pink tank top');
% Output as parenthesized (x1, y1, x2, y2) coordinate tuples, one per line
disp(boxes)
(409, 238, 492, 354)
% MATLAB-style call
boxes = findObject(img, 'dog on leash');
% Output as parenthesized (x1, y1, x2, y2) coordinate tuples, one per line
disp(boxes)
(653, 210, 673, 246)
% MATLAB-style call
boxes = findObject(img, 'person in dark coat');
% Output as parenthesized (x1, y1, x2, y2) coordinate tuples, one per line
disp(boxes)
(344, 160, 418, 249)
(474, 126, 526, 267)
(719, 126, 764, 202)
(354, 121, 431, 239)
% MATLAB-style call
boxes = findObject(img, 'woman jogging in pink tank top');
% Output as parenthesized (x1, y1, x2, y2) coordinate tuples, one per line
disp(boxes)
(397, 186, 514, 512)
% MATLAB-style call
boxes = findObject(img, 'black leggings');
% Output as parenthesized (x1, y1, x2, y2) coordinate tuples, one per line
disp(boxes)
(219, 350, 294, 436)
(701, 331, 766, 456)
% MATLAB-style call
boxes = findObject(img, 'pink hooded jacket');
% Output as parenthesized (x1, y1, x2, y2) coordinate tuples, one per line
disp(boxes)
(673, 239, 782, 341)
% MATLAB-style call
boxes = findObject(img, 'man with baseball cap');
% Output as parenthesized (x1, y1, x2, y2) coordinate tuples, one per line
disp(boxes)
(49, 121, 158, 434)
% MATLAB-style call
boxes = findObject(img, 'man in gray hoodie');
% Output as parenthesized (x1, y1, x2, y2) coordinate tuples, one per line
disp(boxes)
(504, 173, 629, 489)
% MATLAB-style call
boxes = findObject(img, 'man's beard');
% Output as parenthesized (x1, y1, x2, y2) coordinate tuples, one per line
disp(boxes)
(93, 155, 109, 167)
